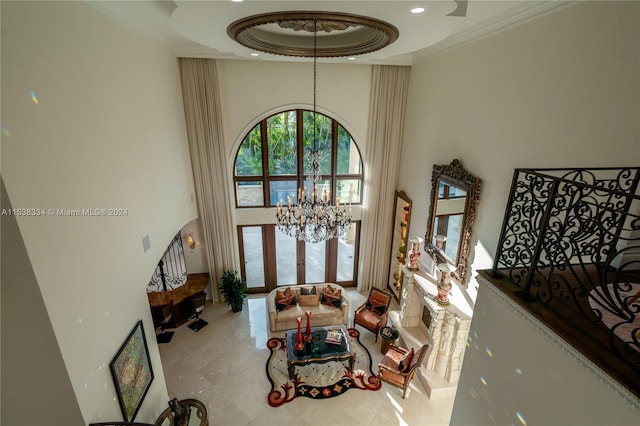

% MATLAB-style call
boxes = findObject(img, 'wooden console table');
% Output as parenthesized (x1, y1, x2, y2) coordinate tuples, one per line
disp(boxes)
(148, 273, 209, 327)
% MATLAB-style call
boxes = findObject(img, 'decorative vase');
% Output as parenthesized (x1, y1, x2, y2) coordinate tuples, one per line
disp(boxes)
(304, 311, 312, 342)
(295, 317, 304, 351)
(434, 234, 446, 250)
(407, 236, 424, 270)
(436, 263, 454, 306)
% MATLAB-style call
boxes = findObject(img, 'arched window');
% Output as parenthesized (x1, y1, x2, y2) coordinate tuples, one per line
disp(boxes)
(234, 109, 363, 208)
(233, 109, 364, 290)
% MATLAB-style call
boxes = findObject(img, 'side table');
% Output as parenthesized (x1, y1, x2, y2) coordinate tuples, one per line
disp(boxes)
(379, 326, 399, 355)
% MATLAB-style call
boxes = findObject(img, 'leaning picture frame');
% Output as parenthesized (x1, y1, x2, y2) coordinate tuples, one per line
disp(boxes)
(110, 320, 154, 422)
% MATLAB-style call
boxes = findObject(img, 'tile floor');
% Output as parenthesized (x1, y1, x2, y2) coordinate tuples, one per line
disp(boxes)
(158, 289, 456, 425)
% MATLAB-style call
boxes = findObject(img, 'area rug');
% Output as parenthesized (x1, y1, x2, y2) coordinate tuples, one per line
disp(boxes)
(589, 283, 640, 352)
(266, 328, 381, 407)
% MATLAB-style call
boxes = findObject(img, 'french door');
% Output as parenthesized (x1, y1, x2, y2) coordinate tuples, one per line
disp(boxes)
(238, 222, 360, 293)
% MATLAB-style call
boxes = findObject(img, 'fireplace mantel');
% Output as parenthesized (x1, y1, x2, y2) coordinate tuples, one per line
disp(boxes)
(388, 263, 473, 399)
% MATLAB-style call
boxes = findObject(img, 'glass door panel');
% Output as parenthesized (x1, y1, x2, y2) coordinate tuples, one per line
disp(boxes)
(337, 223, 356, 282)
(276, 228, 297, 286)
(241, 226, 265, 289)
(305, 241, 326, 283)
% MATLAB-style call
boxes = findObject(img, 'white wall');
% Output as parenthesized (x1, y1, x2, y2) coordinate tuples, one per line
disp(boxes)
(453, 278, 640, 425)
(216, 60, 371, 226)
(1, 2, 197, 424)
(399, 1, 640, 297)
(181, 218, 209, 274)
(1, 179, 85, 425)
(396, 1, 640, 422)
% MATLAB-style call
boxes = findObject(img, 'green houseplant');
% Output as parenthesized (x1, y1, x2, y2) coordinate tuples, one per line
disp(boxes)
(218, 270, 247, 313)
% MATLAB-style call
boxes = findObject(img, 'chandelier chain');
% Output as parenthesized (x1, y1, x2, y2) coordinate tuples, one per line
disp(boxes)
(275, 19, 352, 243)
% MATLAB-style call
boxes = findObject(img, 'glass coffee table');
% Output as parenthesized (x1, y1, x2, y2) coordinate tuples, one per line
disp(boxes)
(285, 325, 355, 379)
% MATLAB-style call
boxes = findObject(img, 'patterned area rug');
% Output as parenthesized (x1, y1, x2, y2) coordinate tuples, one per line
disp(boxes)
(266, 328, 381, 407)
(589, 283, 640, 352)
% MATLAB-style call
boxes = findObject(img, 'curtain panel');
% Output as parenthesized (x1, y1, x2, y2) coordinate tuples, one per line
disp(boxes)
(358, 65, 411, 292)
(179, 58, 239, 302)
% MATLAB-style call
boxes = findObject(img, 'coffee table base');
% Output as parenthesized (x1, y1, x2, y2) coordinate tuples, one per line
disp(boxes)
(287, 356, 355, 380)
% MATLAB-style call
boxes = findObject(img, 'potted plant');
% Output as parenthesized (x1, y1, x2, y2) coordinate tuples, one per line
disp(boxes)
(218, 270, 247, 313)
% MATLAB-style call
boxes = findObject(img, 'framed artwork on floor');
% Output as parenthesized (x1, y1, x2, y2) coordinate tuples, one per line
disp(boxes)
(110, 319, 154, 422)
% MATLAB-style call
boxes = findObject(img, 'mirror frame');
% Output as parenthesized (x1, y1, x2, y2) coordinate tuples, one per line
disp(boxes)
(424, 159, 482, 284)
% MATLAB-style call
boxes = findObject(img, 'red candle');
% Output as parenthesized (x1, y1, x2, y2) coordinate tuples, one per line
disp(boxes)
(295, 317, 304, 351)
(304, 311, 312, 342)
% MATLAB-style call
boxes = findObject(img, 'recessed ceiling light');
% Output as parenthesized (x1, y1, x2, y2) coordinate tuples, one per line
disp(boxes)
(231, 0, 243, 3)
(348, 57, 356, 61)
(411, 7, 425, 14)
(250, 52, 259, 57)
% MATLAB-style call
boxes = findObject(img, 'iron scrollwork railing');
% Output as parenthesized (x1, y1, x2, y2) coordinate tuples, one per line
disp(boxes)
(147, 232, 188, 292)
(490, 167, 640, 395)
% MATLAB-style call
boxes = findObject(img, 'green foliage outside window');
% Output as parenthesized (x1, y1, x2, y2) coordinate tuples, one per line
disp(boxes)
(268, 111, 297, 175)
(337, 126, 362, 175)
(302, 111, 332, 175)
(233, 109, 363, 207)
(235, 125, 262, 176)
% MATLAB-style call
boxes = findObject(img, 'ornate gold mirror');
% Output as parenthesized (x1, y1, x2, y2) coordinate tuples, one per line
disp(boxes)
(425, 159, 482, 284)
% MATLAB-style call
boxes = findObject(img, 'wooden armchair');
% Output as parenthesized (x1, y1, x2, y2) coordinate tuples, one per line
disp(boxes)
(377, 344, 429, 398)
(353, 288, 392, 342)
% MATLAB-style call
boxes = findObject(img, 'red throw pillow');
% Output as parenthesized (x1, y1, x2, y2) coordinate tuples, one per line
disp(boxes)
(398, 348, 414, 372)
(276, 287, 293, 301)
(322, 291, 342, 308)
(276, 294, 295, 311)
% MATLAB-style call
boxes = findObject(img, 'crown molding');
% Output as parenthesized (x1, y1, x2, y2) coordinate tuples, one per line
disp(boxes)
(413, 0, 581, 61)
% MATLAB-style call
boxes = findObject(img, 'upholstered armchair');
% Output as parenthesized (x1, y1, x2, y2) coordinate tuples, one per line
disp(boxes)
(377, 344, 429, 398)
(353, 288, 392, 342)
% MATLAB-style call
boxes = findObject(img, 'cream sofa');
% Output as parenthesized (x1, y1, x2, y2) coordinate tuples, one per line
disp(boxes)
(267, 283, 350, 332)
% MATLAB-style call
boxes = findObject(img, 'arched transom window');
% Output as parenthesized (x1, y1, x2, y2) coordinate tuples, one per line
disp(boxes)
(233, 109, 364, 208)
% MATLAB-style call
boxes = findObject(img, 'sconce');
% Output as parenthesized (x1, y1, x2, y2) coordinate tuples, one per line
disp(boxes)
(186, 233, 197, 250)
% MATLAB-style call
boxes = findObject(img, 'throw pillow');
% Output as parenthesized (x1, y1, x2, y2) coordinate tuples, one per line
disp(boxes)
(276, 294, 296, 311)
(398, 348, 415, 372)
(324, 285, 341, 297)
(365, 297, 387, 315)
(321, 291, 342, 308)
(276, 287, 293, 301)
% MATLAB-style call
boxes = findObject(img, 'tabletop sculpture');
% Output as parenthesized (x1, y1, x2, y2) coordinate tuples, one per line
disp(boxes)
(168, 397, 191, 426)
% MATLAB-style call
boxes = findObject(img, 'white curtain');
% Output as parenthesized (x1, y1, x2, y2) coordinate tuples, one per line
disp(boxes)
(179, 58, 239, 302)
(358, 65, 411, 293)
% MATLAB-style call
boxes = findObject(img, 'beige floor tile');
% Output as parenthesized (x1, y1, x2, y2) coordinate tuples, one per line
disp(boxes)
(158, 290, 455, 426)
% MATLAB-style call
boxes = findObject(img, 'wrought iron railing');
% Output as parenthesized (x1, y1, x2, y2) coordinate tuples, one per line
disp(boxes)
(489, 167, 640, 396)
(147, 232, 188, 292)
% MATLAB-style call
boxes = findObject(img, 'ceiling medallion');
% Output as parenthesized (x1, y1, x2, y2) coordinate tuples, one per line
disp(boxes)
(227, 11, 399, 58)
(278, 19, 359, 33)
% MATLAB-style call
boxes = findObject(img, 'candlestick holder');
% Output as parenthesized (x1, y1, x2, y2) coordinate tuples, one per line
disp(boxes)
(294, 317, 304, 351)
(304, 311, 312, 342)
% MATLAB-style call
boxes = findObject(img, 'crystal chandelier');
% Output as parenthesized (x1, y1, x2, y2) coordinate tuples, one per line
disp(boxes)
(275, 21, 352, 243)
